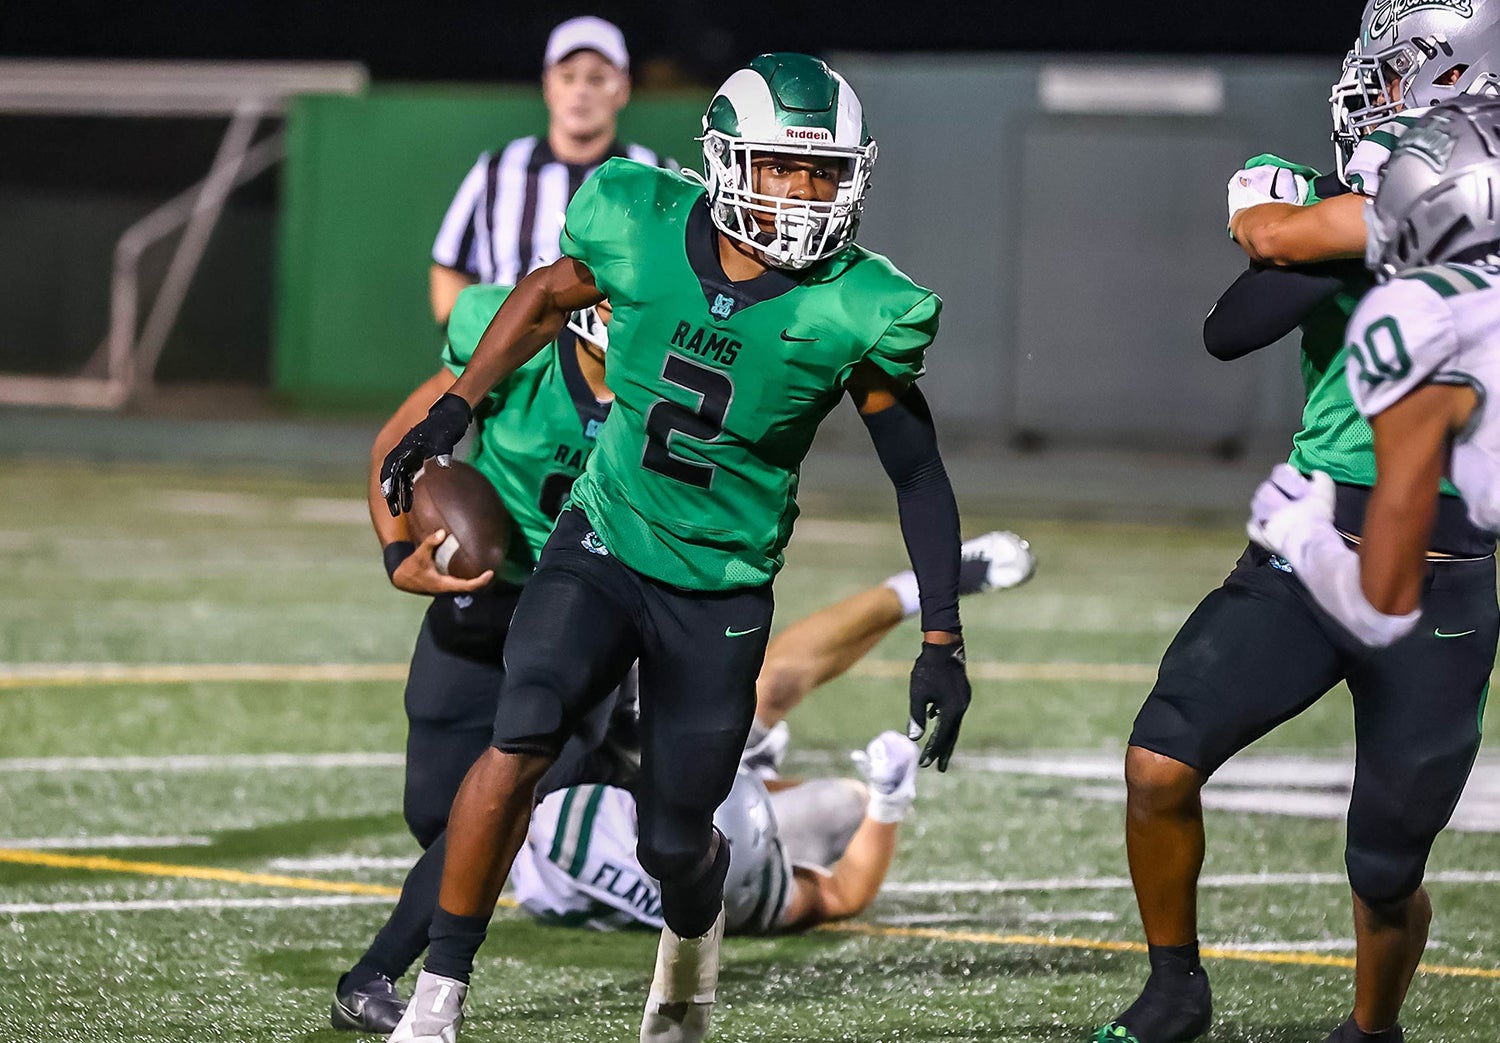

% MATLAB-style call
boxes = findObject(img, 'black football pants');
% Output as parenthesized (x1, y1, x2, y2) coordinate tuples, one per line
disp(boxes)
(1131, 544, 1497, 904)
(491, 507, 774, 933)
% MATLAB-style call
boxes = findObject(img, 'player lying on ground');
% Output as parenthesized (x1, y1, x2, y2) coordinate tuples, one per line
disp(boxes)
(513, 732, 921, 934)
(342, 283, 1031, 1032)
(743, 528, 1032, 771)
(1099, 6, 1500, 1043)
(375, 53, 981, 1043)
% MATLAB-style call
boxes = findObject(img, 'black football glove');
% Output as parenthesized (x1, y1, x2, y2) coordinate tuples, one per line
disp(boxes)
(907, 639, 971, 772)
(380, 393, 472, 516)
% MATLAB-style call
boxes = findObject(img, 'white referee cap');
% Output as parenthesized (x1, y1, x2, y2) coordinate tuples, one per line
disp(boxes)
(544, 16, 630, 72)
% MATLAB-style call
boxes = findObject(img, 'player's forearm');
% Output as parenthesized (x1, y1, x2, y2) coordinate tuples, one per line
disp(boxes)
(449, 286, 564, 407)
(861, 389, 962, 635)
(817, 817, 899, 921)
(1231, 196, 1366, 266)
(1204, 264, 1349, 360)
(448, 260, 598, 408)
(1358, 490, 1437, 616)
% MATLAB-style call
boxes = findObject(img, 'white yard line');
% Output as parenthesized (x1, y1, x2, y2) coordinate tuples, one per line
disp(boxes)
(0, 835, 210, 850)
(266, 855, 414, 872)
(0, 752, 403, 773)
(0, 659, 1159, 689)
(0, 895, 393, 916)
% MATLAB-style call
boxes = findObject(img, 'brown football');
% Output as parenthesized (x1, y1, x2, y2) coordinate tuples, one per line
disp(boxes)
(407, 459, 510, 581)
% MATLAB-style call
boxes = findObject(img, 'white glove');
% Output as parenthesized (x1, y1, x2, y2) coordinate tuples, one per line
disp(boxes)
(1247, 464, 1336, 567)
(1248, 464, 1420, 647)
(1228, 164, 1311, 221)
(851, 731, 919, 824)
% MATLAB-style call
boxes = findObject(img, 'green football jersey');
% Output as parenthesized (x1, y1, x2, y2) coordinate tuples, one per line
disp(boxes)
(1286, 281, 1377, 487)
(559, 158, 939, 590)
(1285, 272, 1460, 496)
(443, 284, 611, 586)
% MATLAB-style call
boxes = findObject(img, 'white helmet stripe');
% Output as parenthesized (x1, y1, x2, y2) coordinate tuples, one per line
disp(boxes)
(832, 72, 863, 147)
(716, 68, 779, 138)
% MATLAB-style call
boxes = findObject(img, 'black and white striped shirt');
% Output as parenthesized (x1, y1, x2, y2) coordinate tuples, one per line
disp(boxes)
(432, 136, 663, 286)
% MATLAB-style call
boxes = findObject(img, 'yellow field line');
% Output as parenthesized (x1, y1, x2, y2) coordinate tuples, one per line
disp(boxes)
(0, 660, 1157, 689)
(0, 847, 524, 907)
(1, 848, 1491, 980)
(0, 848, 402, 897)
(823, 922, 1500, 980)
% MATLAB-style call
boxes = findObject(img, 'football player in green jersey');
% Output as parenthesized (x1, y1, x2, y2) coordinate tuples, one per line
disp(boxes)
(380, 54, 970, 1043)
(1099, 6, 1500, 1043)
(340, 280, 1029, 1034)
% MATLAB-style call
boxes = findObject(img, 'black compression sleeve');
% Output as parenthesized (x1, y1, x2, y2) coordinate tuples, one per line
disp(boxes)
(860, 386, 962, 633)
(1203, 263, 1354, 360)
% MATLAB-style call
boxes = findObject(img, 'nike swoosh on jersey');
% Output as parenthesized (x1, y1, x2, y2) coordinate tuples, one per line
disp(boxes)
(1434, 629, 1477, 639)
(779, 330, 817, 343)
(725, 626, 763, 638)
(1269, 168, 1285, 200)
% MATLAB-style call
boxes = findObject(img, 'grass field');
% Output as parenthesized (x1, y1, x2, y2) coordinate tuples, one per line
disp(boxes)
(2, 460, 1498, 1042)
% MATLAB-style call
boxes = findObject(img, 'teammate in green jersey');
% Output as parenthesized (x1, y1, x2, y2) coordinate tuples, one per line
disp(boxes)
(1100, 6, 1500, 1042)
(339, 286, 623, 1033)
(379, 54, 971, 1043)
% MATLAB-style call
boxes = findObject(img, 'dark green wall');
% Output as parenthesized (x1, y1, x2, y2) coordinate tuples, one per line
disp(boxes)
(274, 86, 704, 410)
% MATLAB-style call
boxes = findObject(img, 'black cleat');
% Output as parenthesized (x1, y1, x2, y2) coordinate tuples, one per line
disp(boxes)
(331, 970, 407, 1034)
(1324, 1016, 1404, 1042)
(1094, 964, 1211, 1043)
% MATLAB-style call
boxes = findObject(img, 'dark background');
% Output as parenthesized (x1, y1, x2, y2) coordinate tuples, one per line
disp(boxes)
(4, 1, 1362, 83)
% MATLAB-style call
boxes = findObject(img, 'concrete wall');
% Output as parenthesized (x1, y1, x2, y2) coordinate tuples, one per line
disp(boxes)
(830, 53, 1340, 455)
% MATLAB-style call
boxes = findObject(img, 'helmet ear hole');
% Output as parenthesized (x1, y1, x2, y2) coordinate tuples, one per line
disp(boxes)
(1438, 63, 1470, 87)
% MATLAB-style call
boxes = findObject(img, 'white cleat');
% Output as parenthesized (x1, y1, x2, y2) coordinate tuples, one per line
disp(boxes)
(739, 720, 790, 780)
(851, 731, 919, 824)
(388, 970, 467, 1043)
(959, 530, 1036, 594)
(640, 908, 724, 1043)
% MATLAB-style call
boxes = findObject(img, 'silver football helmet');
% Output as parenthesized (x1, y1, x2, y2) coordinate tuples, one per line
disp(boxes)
(713, 769, 787, 933)
(1366, 96, 1500, 280)
(1331, 0, 1500, 180)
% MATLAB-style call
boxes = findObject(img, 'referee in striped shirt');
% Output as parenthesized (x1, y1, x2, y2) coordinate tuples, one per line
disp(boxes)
(428, 15, 663, 324)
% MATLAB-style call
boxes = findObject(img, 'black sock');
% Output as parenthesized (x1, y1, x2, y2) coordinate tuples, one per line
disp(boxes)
(353, 834, 447, 983)
(659, 830, 731, 939)
(1147, 941, 1202, 980)
(1104, 941, 1212, 1043)
(425, 906, 491, 984)
(1328, 1016, 1403, 1042)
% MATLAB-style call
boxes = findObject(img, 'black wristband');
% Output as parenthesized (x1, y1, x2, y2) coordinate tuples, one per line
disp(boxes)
(383, 541, 416, 580)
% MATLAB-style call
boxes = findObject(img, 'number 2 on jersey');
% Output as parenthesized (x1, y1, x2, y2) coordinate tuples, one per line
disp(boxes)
(642, 354, 734, 489)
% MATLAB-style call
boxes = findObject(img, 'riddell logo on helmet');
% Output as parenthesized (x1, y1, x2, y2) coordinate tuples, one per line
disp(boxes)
(782, 127, 833, 142)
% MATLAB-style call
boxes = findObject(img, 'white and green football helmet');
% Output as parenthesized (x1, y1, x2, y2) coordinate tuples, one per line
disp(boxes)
(698, 53, 877, 270)
(1331, 0, 1500, 180)
(565, 306, 608, 353)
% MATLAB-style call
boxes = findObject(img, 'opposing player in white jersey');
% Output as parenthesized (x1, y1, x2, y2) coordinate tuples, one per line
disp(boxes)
(1252, 97, 1500, 644)
(512, 731, 919, 934)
